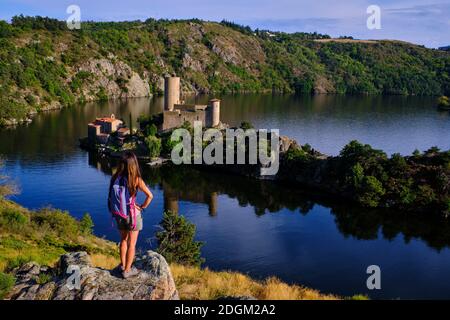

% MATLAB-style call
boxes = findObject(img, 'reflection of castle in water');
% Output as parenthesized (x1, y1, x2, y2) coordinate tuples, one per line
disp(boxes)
(87, 151, 450, 251)
(163, 182, 218, 216)
(88, 151, 218, 216)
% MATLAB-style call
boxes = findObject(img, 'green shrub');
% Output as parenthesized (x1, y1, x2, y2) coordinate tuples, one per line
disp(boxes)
(0, 238, 30, 250)
(5, 256, 32, 271)
(437, 96, 449, 108)
(285, 146, 308, 162)
(162, 136, 181, 155)
(240, 121, 253, 130)
(0, 209, 29, 230)
(96, 88, 108, 101)
(181, 121, 193, 132)
(349, 294, 369, 300)
(415, 185, 437, 207)
(145, 135, 162, 159)
(302, 143, 312, 153)
(37, 272, 52, 285)
(0, 272, 15, 299)
(156, 211, 204, 267)
(145, 124, 157, 137)
(31, 209, 80, 239)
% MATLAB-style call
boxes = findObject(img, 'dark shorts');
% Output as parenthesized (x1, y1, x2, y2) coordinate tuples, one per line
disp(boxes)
(115, 213, 143, 231)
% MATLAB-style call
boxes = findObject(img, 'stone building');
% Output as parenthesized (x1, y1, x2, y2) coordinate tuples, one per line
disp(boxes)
(88, 114, 125, 144)
(161, 76, 221, 131)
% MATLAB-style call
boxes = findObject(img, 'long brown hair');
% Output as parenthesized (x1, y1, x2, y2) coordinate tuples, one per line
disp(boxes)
(111, 151, 141, 196)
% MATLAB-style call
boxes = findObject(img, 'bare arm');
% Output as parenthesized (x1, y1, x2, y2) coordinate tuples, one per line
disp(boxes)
(137, 178, 153, 210)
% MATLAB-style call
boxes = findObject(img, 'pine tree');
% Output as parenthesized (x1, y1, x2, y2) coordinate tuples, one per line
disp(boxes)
(156, 211, 204, 267)
(79, 213, 94, 235)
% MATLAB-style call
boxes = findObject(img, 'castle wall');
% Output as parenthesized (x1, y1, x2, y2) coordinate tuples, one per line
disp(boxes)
(162, 110, 206, 131)
(161, 77, 220, 131)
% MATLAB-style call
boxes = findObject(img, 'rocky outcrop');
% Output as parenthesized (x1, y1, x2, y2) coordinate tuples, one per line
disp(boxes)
(8, 251, 179, 300)
(279, 135, 299, 153)
(76, 58, 150, 100)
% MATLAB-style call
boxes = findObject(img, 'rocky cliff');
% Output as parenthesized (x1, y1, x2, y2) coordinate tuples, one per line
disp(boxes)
(74, 56, 150, 101)
(1, 17, 449, 125)
(7, 251, 179, 300)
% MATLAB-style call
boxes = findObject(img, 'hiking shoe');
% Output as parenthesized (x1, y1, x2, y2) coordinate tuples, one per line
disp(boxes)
(122, 267, 139, 279)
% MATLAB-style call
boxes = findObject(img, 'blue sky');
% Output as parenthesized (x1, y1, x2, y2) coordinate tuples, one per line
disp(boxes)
(1, 0, 449, 48)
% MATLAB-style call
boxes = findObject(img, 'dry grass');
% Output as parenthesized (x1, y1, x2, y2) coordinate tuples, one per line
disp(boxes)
(90, 257, 339, 300)
(170, 264, 338, 300)
(90, 253, 120, 269)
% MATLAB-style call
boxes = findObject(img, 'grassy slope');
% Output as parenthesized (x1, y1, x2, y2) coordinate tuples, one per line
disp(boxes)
(0, 197, 340, 300)
(0, 198, 118, 272)
(1, 18, 449, 122)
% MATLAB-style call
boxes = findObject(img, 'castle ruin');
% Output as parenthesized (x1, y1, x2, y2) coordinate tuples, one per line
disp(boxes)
(162, 76, 220, 131)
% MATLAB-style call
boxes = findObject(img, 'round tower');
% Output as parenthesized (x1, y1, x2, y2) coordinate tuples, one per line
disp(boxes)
(209, 99, 220, 127)
(164, 76, 180, 111)
(208, 192, 218, 216)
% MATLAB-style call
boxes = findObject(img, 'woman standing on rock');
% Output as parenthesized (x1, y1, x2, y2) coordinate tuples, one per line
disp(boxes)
(108, 151, 153, 279)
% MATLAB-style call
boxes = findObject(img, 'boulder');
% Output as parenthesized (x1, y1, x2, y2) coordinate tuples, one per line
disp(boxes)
(8, 251, 179, 300)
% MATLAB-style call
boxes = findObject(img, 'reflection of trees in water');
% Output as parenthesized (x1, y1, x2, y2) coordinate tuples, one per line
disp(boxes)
(89, 153, 450, 251)
(331, 205, 450, 251)
(0, 97, 160, 161)
(151, 165, 317, 216)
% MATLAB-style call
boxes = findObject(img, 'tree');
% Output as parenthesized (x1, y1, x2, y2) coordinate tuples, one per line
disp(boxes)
(144, 135, 161, 159)
(156, 211, 204, 267)
(357, 175, 385, 207)
(240, 121, 253, 130)
(144, 123, 157, 136)
(350, 162, 364, 189)
(79, 213, 94, 235)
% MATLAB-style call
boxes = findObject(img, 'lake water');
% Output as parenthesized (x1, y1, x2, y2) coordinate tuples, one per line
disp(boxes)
(1, 94, 450, 299)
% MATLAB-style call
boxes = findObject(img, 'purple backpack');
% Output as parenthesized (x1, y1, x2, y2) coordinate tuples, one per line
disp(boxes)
(108, 176, 137, 229)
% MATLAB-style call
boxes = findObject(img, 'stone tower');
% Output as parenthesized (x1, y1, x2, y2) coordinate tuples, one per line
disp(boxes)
(207, 99, 220, 127)
(164, 76, 181, 111)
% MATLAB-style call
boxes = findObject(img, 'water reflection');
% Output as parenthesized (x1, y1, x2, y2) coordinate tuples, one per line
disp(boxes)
(89, 152, 450, 252)
(2, 94, 450, 298)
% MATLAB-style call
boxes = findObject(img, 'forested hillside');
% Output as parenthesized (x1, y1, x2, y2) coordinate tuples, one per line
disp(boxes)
(0, 16, 449, 124)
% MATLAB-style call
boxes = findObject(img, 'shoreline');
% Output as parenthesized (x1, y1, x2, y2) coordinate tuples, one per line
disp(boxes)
(80, 126, 450, 217)
(1, 92, 445, 129)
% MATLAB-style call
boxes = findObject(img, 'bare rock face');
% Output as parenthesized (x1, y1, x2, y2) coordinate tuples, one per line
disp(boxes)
(76, 58, 150, 100)
(8, 251, 179, 300)
(279, 135, 297, 153)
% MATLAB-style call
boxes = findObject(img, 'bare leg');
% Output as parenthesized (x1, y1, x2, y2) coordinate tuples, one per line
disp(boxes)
(124, 231, 139, 272)
(119, 230, 129, 270)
